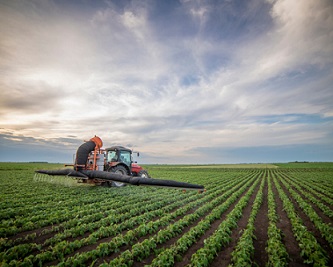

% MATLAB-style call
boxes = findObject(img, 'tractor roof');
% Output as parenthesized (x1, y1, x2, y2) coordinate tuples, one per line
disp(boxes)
(105, 146, 132, 153)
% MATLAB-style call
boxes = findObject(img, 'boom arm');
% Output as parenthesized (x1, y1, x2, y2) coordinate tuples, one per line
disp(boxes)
(36, 169, 205, 191)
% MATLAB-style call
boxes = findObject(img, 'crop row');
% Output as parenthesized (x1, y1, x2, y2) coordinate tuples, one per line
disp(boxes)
(134, 172, 259, 266)
(282, 172, 333, 215)
(1, 164, 332, 267)
(0, 190, 176, 237)
(228, 174, 265, 266)
(284, 169, 333, 197)
(0, 189, 198, 264)
(1, 171, 250, 266)
(59, 172, 256, 266)
(278, 174, 333, 250)
(272, 174, 328, 266)
(265, 174, 289, 266)
(188, 174, 261, 266)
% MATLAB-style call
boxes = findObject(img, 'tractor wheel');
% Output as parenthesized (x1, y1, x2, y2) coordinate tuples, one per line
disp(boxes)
(138, 170, 150, 178)
(107, 165, 128, 187)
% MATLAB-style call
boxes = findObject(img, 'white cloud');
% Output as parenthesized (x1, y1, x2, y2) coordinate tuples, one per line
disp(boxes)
(198, 0, 333, 119)
(246, 0, 333, 77)
(0, 0, 332, 163)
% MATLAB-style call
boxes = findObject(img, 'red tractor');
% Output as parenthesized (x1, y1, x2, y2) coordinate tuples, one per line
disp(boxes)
(103, 146, 149, 186)
(75, 136, 150, 187)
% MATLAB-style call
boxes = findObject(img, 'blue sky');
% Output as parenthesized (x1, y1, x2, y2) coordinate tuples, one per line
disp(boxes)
(0, 0, 332, 164)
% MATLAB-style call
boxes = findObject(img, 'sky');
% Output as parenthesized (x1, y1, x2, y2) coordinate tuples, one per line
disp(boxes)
(0, 0, 333, 164)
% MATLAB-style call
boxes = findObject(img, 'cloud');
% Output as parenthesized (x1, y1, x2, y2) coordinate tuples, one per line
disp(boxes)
(239, 0, 333, 77)
(0, 0, 332, 163)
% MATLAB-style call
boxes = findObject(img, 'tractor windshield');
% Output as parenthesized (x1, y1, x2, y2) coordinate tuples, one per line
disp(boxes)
(119, 151, 131, 166)
(107, 151, 117, 162)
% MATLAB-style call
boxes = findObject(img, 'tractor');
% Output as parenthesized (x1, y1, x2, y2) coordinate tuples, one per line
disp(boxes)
(74, 136, 149, 187)
(36, 136, 205, 191)
(105, 146, 149, 178)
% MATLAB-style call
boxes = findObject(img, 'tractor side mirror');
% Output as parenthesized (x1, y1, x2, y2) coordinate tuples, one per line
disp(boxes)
(137, 152, 140, 157)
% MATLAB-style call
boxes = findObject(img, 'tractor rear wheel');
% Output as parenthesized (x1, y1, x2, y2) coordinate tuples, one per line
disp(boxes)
(107, 165, 128, 187)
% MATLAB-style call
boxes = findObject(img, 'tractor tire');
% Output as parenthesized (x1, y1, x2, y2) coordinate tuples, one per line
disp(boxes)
(107, 165, 128, 187)
(138, 170, 150, 178)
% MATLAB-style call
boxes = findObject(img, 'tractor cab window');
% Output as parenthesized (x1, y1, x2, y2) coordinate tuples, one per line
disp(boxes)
(107, 151, 117, 162)
(119, 151, 131, 166)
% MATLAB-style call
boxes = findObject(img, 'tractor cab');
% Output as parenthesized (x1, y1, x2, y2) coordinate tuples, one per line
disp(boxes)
(105, 146, 132, 173)
(105, 146, 149, 179)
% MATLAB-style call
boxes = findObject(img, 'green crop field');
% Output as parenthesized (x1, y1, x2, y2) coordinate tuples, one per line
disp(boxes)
(1, 162, 333, 266)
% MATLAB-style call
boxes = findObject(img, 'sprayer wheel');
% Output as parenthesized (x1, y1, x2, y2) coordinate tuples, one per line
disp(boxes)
(107, 165, 128, 187)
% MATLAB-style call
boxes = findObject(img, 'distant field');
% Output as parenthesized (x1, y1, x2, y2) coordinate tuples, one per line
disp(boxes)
(175, 163, 279, 168)
(145, 162, 333, 169)
(1, 162, 333, 266)
(274, 162, 333, 168)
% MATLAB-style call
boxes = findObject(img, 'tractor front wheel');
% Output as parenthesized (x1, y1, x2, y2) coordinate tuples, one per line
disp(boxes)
(107, 165, 128, 187)
(138, 170, 150, 178)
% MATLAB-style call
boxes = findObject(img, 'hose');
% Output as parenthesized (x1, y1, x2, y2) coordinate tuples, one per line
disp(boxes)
(35, 169, 204, 190)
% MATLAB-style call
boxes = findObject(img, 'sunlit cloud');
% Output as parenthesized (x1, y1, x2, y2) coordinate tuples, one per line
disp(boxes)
(0, 0, 332, 163)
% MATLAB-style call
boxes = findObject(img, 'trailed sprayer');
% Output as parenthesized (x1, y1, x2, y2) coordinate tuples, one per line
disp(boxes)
(36, 136, 205, 191)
